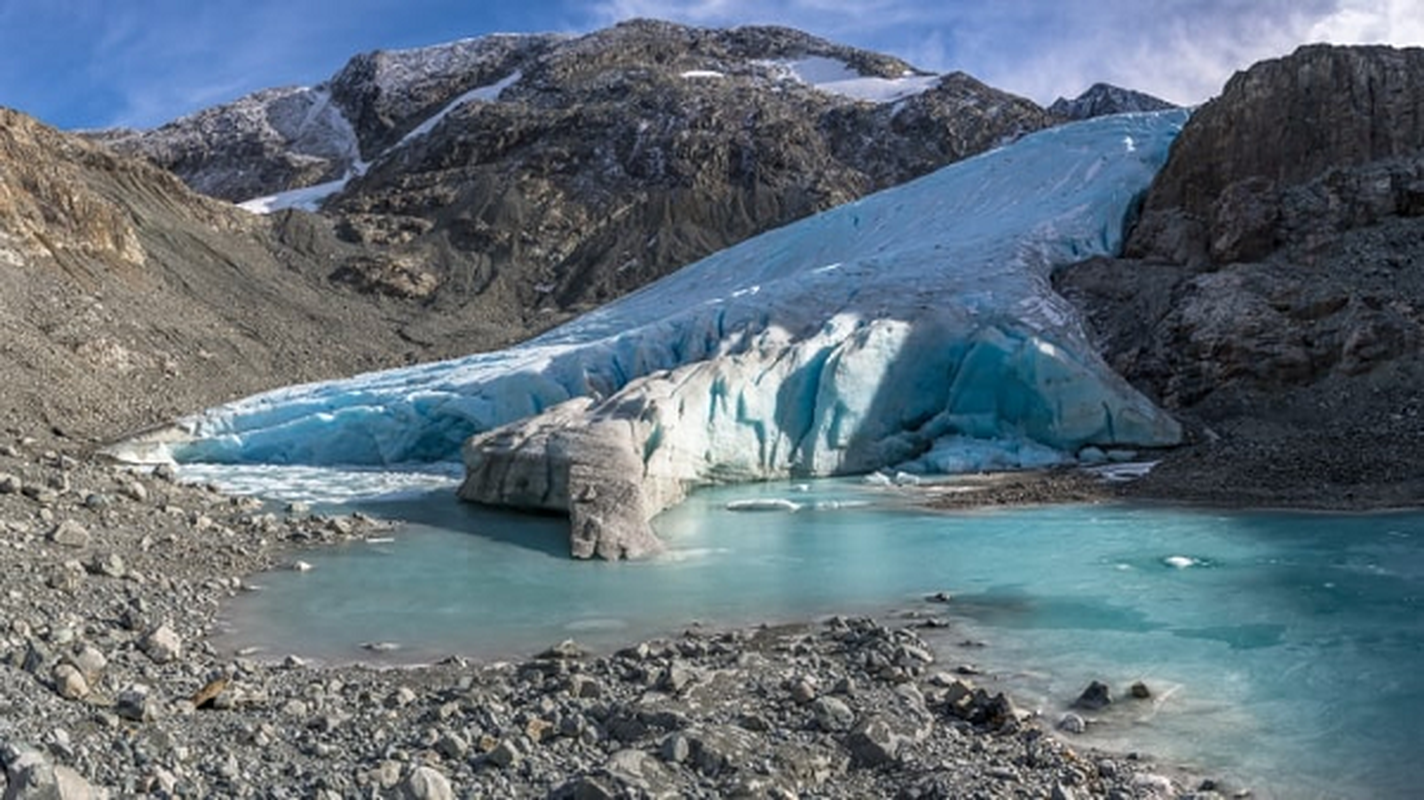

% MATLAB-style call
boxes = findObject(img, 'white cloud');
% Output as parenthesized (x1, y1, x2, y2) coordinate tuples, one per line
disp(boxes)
(1307, 0, 1424, 44)
(579, 0, 1424, 106)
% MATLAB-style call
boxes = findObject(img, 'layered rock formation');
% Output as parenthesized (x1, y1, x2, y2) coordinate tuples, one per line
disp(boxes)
(1056, 44, 1424, 506)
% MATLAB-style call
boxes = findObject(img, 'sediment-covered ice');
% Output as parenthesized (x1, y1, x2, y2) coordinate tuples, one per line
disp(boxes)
(116, 110, 1189, 557)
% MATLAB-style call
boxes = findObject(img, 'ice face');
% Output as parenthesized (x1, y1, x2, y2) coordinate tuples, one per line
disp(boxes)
(120, 111, 1188, 492)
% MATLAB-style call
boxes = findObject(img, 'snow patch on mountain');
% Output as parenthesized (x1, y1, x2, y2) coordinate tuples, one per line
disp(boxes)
(763, 56, 942, 103)
(238, 177, 354, 214)
(237, 71, 523, 213)
(393, 71, 522, 150)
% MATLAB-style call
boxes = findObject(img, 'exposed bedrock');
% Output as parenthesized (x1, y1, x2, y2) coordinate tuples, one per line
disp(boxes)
(1057, 44, 1424, 505)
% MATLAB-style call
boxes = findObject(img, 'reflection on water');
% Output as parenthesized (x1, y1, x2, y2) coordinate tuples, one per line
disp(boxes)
(214, 475, 1424, 799)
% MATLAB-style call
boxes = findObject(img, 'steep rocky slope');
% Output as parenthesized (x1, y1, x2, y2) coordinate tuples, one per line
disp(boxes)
(1047, 82, 1177, 120)
(0, 108, 457, 446)
(1055, 44, 1424, 506)
(94, 20, 1054, 340)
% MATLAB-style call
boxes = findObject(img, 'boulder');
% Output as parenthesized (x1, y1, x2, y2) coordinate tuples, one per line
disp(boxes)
(139, 625, 181, 664)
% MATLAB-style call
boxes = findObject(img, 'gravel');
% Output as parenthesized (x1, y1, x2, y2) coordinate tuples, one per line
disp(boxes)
(0, 432, 1233, 799)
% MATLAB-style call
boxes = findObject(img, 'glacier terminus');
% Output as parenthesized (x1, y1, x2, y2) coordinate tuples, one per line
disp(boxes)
(115, 110, 1190, 558)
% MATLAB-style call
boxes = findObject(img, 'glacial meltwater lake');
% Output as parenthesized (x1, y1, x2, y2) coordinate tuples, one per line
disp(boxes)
(191, 467, 1424, 799)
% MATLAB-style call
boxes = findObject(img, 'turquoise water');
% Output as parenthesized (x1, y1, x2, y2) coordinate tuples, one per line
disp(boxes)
(216, 476, 1424, 799)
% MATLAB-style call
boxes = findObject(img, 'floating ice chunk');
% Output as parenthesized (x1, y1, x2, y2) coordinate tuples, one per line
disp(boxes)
(1088, 461, 1160, 483)
(893, 472, 922, 486)
(726, 498, 803, 513)
(811, 500, 871, 510)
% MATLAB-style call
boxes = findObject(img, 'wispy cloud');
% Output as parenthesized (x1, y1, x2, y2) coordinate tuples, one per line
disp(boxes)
(4, 0, 1422, 129)
(578, 0, 1424, 104)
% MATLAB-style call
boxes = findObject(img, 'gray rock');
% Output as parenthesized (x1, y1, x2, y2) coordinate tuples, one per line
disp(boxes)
(550, 776, 618, 800)
(50, 663, 89, 700)
(603, 749, 676, 796)
(659, 661, 695, 694)
(139, 625, 182, 664)
(3, 748, 106, 800)
(484, 738, 524, 769)
(1058, 712, 1087, 734)
(434, 732, 468, 761)
(1073, 681, 1112, 710)
(47, 522, 89, 549)
(789, 678, 818, 704)
(0, 474, 20, 494)
(684, 726, 759, 777)
(845, 716, 906, 766)
(400, 766, 453, 800)
(811, 696, 855, 732)
(122, 481, 148, 503)
(116, 684, 157, 722)
(658, 733, 690, 764)
(567, 674, 603, 699)
(85, 553, 125, 579)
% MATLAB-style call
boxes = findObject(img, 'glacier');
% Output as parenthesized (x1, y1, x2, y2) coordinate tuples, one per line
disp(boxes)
(114, 110, 1189, 557)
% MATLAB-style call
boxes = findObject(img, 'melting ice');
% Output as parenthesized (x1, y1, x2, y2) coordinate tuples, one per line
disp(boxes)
(120, 111, 1188, 508)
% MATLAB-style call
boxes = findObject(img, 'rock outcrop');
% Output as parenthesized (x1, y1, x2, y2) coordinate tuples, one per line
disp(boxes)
(1047, 83, 1177, 120)
(1056, 44, 1424, 507)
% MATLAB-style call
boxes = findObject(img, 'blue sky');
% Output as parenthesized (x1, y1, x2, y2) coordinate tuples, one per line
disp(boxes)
(2, 0, 1421, 130)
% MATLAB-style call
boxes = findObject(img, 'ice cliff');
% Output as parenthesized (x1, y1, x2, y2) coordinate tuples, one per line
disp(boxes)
(119, 110, 1188, 557)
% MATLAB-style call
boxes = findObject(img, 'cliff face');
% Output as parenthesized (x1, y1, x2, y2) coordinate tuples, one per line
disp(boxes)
(1140, 45, 1424, 223)
(1056, 45, 1424, 507)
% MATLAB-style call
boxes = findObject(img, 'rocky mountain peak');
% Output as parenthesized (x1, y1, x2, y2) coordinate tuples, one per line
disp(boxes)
(1140, 44, 1424, 223)
(328, 32, 565, 157)
(1048, 82, 1177, 120)
(89, 20, 1054, 331)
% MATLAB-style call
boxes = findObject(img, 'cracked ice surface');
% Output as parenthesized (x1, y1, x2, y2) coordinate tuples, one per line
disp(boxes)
(123, 111, 1188, 485)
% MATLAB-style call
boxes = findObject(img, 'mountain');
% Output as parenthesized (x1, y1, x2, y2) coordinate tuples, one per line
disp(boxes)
(92, 20, 1055, 338)
(1055, 44, 1424, 507)
(115, 111, 1188, 558)
(1047, 83, 1177, 120)
(0, 107, 447, 443)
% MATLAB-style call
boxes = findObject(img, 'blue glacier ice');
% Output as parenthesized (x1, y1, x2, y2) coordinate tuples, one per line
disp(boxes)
(116, 110, 1189, 553)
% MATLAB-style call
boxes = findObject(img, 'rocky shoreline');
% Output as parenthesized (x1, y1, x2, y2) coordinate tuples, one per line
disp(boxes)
(0, 434, 1240, 799)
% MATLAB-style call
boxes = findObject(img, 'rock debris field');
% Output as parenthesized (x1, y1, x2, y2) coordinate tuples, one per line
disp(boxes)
(0, 434, 1232, 798)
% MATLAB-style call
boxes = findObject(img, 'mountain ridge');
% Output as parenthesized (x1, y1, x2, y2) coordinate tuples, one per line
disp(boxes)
(89, 19, 1060, 341)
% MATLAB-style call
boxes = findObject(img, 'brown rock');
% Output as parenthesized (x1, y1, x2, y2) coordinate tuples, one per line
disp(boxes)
(191, 676, 230, 709)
